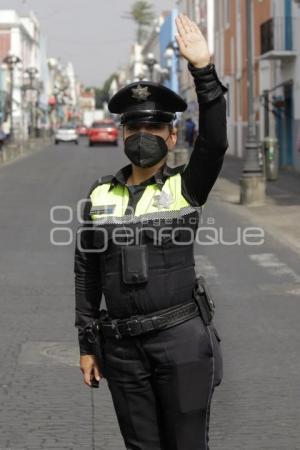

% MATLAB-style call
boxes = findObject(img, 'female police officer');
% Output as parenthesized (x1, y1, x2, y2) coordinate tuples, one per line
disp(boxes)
(75, 14, 228, 450)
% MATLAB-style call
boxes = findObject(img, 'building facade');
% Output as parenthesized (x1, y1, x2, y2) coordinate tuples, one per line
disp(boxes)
(159, 9, 180, 93)
(0, 10, 43, 139)
(0, 9, 81, 139)
(47, 58, 70, 128)
(176, 0, 214, 127)
(214, 0, 300, 172)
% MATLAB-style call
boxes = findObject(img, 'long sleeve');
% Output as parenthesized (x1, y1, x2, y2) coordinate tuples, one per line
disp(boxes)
(181, 62, 229, 206)
(74, 186, 102, 355)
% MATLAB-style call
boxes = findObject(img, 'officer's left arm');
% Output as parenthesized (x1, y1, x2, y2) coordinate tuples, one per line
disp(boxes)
(181, 64, 228, 205)
(175, 14, 229, 206)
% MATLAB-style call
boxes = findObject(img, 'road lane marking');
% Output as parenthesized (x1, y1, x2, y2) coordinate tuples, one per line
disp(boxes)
(249, 253, 300, 283)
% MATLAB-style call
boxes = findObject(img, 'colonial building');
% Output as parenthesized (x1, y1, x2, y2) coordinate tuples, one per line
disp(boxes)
(176, 0, 214, 126)
(214, 0, 300, 172)
(0, 10, 44, 139)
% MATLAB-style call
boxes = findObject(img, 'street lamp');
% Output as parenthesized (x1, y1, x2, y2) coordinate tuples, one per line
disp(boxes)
(163, 41, 185, 146)
(239, 0, 265, 205)
(144, 53, 157, 82)
(3, 53, 22, 142)
(24, 67, 39, 138)
(164, 41, 181, 86)
(163, 47, 174, 82)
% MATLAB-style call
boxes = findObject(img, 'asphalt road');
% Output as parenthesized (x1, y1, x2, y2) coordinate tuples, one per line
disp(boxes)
(0, 138, 299, 450)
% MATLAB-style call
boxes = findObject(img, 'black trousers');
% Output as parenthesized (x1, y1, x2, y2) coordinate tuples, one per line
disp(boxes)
(100, 314, 223, 450)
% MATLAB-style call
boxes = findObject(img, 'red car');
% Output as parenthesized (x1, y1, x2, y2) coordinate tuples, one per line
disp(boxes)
(88, 120, 119, 146)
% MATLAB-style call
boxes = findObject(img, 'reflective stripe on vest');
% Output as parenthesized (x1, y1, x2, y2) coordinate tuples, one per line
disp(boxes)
(89, 173, 202, 223)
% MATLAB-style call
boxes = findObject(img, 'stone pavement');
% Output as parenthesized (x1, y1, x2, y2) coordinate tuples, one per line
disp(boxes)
(0, 142, 299, 449)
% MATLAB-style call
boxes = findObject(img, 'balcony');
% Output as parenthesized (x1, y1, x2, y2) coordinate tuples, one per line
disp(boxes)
(260, 17, 297, 60)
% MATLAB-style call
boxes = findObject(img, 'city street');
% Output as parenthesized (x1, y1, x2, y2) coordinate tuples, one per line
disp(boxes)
(0, 140, 299, 450)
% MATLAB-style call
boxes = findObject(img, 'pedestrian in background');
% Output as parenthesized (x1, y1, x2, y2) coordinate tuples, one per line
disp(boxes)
(185, 116, 196, 148)
(297, 126, 300, 154)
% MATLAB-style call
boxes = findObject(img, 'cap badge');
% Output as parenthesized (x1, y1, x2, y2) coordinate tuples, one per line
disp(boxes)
(131, 84, 151, 101)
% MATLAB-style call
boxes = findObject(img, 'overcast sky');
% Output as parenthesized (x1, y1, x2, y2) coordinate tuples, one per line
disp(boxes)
(0, 0, 176, 86)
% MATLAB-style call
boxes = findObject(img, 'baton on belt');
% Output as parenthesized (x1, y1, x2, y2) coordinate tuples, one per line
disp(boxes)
(193, 275, 216, 326)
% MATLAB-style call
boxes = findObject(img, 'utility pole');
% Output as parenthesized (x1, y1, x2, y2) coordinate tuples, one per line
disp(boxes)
(25, 67, 39, 138)
(239, 0, 266, 205)
(3, 54, 21, 142)
(9, 66, 14, 141)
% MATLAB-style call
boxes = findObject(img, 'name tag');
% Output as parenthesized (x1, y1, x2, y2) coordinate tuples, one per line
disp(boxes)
(90, 204, 116, 215)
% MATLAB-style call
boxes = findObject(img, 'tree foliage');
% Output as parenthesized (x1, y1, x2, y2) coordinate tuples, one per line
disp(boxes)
(124, 1, 155, 44)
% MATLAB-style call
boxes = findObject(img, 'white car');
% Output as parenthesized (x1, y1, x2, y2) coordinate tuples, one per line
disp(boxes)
(55, 124, 79, 145)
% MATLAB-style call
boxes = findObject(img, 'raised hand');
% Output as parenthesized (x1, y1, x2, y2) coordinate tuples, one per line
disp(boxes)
(175, 14, 211, 69)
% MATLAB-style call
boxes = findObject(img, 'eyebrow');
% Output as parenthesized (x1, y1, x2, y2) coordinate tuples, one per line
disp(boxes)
(125, 123, 166, 130)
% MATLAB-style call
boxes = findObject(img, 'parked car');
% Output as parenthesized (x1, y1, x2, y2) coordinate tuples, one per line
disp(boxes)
(88, 120, 118, 146)
(0, 129, 7, 151)
(77, 125, 88, 136)
(55, 124, 79, 145)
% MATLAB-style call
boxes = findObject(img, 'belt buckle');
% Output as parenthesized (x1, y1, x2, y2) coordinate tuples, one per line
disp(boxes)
(127, 315, 142, 336)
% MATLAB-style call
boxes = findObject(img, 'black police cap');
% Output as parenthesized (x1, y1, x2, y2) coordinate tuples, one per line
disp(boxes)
(108, 81, 187, 125)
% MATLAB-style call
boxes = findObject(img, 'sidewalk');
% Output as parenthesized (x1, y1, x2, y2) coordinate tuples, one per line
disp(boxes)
(0, 136, 52, 167)
(214, 154, 300, 255)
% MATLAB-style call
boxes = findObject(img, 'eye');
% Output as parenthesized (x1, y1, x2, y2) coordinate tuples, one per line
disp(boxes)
(126, 124, 140, 132)
(145, 123, 166, 131)
(150, 124, 163, 130)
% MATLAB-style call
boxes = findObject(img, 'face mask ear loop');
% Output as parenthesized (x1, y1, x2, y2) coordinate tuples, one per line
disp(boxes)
(164, 133, 171, 144)
(138, 132, 143, 165)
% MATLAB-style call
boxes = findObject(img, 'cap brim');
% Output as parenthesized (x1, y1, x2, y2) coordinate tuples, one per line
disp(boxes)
(120, 110, 176, 125)
(108, 81, 187, 114)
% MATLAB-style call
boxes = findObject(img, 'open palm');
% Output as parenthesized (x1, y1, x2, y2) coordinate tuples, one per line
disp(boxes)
(175, 14, 210, 69)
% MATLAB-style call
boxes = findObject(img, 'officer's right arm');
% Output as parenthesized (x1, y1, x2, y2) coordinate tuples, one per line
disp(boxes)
(74, 187, 102, 356)
(74, 188, 103, 385)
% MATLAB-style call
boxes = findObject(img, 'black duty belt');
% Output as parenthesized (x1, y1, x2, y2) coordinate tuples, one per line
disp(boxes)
(96, 300, 200, 340)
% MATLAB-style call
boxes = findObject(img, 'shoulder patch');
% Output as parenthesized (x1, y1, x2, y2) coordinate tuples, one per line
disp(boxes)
(100, 174, 114, 184)
(86, 175, 114, 196)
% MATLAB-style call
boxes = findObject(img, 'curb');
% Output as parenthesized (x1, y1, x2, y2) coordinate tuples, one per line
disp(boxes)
(0, 137, 52, 167)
